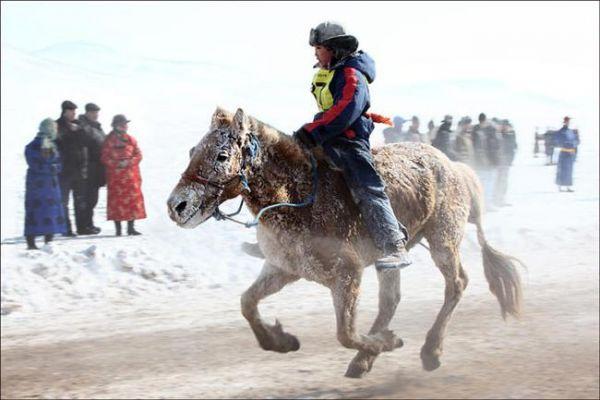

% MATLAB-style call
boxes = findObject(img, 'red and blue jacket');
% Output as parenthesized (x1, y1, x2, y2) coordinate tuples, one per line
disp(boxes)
(304, 51, 377, 145)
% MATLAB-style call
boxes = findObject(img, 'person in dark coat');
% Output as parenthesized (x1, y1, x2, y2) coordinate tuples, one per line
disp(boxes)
(101, 114, 146, 236)
(405, 116, 428, 143)
(554, 116, 579, 192)
(453, 116, 475, 166)
(543, 129, 556, 165)
(382, 116, 407, 144)
(472, 112, 500, 209)
(494, 119, 518, 206)
(24, 118, 67, 249)
(292, 21, 410, 269)
(432, 115, 455, 160)
(78, 103, 106, 233)
(56, 100, 95, 236)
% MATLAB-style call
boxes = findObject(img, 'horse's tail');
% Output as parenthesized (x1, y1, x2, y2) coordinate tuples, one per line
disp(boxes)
(457, 162, 524, 319)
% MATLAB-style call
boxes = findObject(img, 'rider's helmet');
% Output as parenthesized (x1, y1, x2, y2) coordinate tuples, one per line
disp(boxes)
(309, 21, 359, 60)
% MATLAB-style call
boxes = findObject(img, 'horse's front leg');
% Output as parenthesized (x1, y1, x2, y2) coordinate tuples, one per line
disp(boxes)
(331, 268, 403, 368)
(345, 267, 403, 378)
(241, 262, 300, 353)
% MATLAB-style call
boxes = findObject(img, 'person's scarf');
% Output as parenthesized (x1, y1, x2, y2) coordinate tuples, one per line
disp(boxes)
(37, 118, 58, 152)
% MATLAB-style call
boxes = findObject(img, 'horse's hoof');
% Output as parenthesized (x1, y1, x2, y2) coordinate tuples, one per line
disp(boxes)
(378, 330, 404, 352)
(285, 334, 301, 352)
(345, 361, 369, 378)
(420, 349, 441, 371)
(261, 321, 301, 353)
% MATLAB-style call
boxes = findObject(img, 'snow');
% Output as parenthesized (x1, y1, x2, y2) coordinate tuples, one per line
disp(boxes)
(1, 15, 598, 332)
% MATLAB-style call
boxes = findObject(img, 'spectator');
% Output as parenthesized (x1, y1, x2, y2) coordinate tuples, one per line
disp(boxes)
(543, 128, 556, 165)
(472, 112, 500, 209)
(78, 102, 106, 234)
(453, 116, 475, 165)
(405, 116, 428, 143)
(382, 116, 407, 144)
(426, 119, 437, 144)
(101, 114, 146, 236)
(24, 118, 67, 249)
(431, 115, 455, 160)
(554, 116, 579, 192)
(494, 119, 517, 206)
(56, 100, 90, 236)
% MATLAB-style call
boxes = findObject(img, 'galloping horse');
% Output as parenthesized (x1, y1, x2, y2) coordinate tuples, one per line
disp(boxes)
(167, 107, 523, 378)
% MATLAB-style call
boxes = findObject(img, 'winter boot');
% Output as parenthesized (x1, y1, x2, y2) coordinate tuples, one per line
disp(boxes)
(44, 234, 54, 244)
(26, 235, 38, 250)
(115, 221, 122, 236)
(127, 221, 141, 236)
(375, 242, 411, 270)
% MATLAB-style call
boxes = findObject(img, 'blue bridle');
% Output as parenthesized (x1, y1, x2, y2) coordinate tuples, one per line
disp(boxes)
(212, 134, 318, 228)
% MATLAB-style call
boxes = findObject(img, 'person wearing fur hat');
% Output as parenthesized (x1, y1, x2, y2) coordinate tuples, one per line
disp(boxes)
(292, 21, 410, 269)
(24, 118, 67, 249)
(101, 115, 146, 236)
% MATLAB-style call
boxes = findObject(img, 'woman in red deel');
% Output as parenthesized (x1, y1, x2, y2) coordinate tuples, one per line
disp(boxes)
(101, 114, 146, 236)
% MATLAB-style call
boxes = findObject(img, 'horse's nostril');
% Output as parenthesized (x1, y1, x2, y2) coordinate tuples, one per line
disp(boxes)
(175, 201, 187, 215)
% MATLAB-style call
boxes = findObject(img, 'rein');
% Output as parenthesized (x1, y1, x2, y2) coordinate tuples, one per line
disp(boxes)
(188, 131, 318, 228)
(213, 154, 318, 228)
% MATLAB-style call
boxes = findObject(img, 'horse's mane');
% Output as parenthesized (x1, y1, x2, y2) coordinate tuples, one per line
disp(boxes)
(247, 115, 310, 166)
(212, 107, 311, 166)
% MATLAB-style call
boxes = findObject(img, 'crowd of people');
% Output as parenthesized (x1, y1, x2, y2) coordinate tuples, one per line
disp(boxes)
(23, 100, 146, 250)
(23, 99, 579, 251)
(383, 112, 518, 210)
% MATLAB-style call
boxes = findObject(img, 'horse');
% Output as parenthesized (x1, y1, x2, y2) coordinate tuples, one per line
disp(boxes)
(167, 107, 523, 378)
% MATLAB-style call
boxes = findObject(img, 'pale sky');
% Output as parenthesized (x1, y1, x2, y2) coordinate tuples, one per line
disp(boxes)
(2, 1, 599, 135)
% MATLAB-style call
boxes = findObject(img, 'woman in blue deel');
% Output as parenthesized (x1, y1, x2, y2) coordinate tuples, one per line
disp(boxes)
(24, 118, 67, 249)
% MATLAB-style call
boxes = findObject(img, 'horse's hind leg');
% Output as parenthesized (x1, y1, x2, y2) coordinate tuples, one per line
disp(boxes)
(332, 268, 403, 375)
(345, 268, 403, 378)
(241, 262, 300, 353)
(420, 244, 468, 371)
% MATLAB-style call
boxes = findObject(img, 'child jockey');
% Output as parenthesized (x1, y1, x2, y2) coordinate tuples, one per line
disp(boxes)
(293, 21, 411, 269)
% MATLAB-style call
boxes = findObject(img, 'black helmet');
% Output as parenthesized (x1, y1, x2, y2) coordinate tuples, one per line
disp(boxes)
(309, 21, 359, 57)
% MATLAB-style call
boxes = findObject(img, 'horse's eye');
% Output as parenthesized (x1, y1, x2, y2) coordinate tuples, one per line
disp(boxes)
(216, 152, 228, 162)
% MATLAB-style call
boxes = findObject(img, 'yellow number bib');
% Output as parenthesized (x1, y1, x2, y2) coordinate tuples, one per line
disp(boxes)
(311, 68, 335, 112)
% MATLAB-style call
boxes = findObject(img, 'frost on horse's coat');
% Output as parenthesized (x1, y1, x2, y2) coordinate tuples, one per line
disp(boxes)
(167, 107, 524, 378)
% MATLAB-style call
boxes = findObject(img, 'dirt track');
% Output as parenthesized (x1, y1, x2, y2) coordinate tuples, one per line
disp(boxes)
(2, 260, 598, 399)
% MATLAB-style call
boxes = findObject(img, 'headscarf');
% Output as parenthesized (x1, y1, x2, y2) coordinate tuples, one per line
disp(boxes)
(37, 118, 58, 151)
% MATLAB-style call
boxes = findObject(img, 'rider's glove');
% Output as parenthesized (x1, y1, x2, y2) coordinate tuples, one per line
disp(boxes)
(293, 127, 316, 148)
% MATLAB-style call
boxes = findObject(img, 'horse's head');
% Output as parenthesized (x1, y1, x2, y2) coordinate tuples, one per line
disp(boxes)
(167, 107, 255, 228)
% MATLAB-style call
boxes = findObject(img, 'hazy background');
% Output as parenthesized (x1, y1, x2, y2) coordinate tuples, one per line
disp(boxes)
(2, 1, 598, 138)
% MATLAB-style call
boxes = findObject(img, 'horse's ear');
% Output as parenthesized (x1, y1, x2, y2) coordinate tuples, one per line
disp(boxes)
(210, 106, 230, 130)
(232, 108, 249, 137)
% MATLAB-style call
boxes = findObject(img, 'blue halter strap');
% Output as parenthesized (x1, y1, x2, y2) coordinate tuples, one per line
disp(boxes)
(212, 135, 318, 228)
